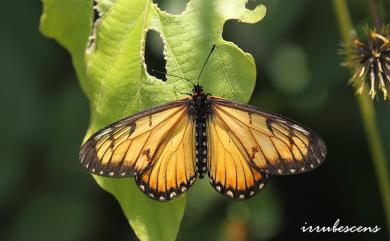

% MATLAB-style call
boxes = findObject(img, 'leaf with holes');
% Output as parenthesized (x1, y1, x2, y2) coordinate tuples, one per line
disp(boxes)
(40, 0, 266, 240)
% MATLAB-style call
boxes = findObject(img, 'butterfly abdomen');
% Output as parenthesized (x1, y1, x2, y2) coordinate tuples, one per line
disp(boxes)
(195, 116, 208, 178)
(191, 94, 211, 178)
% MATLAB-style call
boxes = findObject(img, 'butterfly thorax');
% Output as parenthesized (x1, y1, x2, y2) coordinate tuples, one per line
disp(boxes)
(189, 85, 211, 178)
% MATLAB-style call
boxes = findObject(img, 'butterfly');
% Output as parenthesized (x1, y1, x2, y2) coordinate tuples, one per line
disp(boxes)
(79, 46, 327, 201)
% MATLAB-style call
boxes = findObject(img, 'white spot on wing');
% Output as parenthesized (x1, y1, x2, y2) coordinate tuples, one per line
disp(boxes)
(226, 191, 234, 197)
(292, 124, 309, 135)
(169, 192, 177, 198)
(95, 128, 112, 139)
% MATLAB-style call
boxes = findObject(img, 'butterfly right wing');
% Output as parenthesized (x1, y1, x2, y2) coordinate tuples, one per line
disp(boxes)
(79, 98, 192, 177)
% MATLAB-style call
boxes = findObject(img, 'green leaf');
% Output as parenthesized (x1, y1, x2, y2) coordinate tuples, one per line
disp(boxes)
(40, 0, 266, 240)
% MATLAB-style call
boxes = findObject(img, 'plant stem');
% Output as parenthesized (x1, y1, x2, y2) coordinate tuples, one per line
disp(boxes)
(332, 0, 390, 234)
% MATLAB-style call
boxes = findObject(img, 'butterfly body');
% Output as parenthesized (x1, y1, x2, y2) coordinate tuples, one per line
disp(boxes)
(80, 84, 326, 201)
(189, 85, 211, 178)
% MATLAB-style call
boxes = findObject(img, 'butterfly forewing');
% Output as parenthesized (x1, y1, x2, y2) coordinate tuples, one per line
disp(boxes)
(79, 98, 192, 178)
(210, 97, 327, 175)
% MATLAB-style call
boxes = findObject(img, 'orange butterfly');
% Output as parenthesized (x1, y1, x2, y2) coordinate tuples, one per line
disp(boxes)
(80, 46, 326, 201)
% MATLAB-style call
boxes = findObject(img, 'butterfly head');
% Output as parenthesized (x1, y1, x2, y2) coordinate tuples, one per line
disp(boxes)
(192, 84, 204, 96)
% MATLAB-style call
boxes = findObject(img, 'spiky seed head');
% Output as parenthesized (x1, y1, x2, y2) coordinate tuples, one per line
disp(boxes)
(341, 25, 390, 100)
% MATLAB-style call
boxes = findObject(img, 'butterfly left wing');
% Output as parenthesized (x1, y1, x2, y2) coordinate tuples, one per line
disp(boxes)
(80, 98, 197, 201)
(209, 97, 326, 175)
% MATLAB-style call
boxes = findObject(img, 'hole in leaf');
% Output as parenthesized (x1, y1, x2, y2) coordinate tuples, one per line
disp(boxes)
(245, 0, 261, 10)
(93, 0, 100, 23)
(145, 30, 167, 81)
(222, 19, 263, 94)
(153, 0, 189, 15)
(222, 20, 255, 53)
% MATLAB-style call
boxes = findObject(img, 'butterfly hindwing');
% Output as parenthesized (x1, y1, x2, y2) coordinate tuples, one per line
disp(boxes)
(207, 113, 269, 200)
(210, 97, 327, 175)
(135, 113, 196, 201)
(79, 98, 192, 178)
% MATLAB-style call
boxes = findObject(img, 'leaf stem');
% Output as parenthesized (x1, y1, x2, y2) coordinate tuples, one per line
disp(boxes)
(332, 0, 390, 234)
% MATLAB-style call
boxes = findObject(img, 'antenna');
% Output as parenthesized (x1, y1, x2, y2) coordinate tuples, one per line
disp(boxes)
(151, 70, 194, 85)
(197, 44, 216, 84)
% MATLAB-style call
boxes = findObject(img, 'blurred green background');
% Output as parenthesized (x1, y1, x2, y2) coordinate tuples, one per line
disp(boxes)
(1, 0, 389, 241)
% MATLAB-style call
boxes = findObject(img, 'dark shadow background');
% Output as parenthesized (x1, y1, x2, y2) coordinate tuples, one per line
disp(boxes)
(0, 0, 389, 241)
